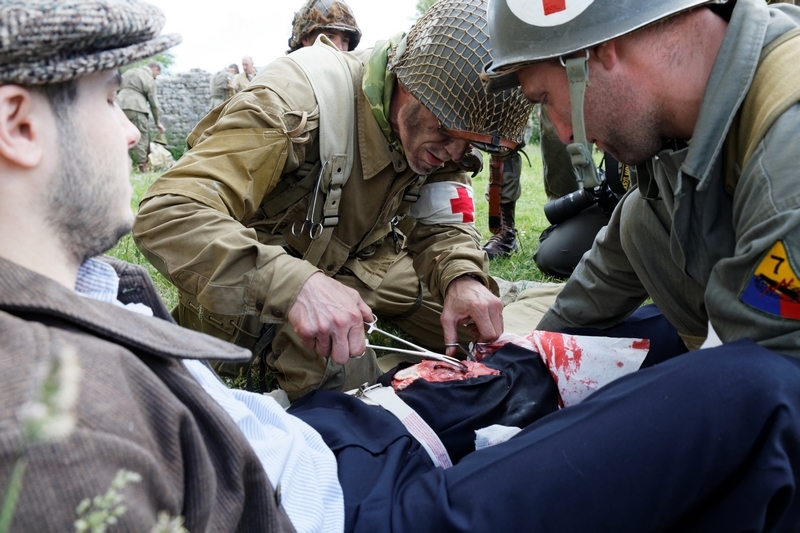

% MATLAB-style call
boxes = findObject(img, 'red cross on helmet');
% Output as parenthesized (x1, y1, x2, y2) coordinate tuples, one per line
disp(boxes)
(483, 0, 730, 91)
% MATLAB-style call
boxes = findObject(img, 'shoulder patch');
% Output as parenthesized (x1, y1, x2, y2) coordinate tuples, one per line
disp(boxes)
(507, 0, 594, 27)
(740, 240, 800, 320)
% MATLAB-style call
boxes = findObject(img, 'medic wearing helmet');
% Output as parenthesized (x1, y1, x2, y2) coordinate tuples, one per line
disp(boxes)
(132, 0, 533, 401)
(487, 0, 800, 359)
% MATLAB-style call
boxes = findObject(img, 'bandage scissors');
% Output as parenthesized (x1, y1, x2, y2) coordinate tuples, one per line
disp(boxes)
(291, 159, 328, 240)
(364, 314, 467, 371)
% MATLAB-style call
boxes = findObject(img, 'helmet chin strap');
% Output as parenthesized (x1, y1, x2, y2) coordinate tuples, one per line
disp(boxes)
(562, 50, 601, 189)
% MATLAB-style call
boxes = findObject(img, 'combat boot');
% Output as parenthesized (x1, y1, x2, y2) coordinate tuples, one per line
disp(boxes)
(483, 202, 518, 259)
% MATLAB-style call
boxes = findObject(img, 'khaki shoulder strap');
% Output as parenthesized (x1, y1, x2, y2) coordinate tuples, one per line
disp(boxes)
(725, 27, 800, 193)
(284, 36, 357, 266)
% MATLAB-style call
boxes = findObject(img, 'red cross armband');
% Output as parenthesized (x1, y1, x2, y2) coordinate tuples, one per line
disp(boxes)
(408, 182, 475, 225)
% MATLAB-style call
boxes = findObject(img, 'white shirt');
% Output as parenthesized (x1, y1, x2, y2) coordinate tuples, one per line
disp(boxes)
(75, 258, 345, 533)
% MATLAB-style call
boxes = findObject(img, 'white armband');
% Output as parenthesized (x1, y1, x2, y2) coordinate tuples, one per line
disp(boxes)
(408, 181, 475, 225)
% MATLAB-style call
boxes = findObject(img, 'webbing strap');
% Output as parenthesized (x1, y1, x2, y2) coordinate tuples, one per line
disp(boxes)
(725, 27, 800, 193)
(285, 35, 356, 266)
(564, 53, 600, 189)
(355, 385, 453, 469)
(488, 156, 504, 234)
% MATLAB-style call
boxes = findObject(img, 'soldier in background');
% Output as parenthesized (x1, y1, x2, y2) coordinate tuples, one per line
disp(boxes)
(480, 149, 524, 259)
(116, 61, 165, 172)
(233, 55, 257, 93)
(209, 63, 238, 109)
(287, 0, 362, 53)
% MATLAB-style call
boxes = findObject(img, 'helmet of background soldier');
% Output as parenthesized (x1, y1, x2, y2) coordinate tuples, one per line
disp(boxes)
(389, 0, 534, 154)
(483, 0, 729, 91)
(288, 0, 361, 53)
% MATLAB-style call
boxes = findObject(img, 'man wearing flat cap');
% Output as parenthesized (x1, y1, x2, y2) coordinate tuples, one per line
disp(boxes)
(0, 1, 294, 530)
(4, 2, 800, 531)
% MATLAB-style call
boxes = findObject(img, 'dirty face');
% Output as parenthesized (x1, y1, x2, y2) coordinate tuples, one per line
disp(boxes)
(390, 83, 470, 175)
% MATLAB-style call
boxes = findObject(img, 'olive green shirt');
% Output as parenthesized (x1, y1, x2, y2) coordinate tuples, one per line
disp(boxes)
(539, 0, 800, 357)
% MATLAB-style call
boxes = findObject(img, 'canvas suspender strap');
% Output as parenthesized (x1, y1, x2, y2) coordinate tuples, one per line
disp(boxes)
(725, 27, 800, 193)
(285, 37, 356, 266)
(354, 384, 453, 469)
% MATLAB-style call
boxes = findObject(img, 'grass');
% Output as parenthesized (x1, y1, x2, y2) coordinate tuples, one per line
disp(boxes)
(472, 147, 559, 284)
(109, 170, 180, 310)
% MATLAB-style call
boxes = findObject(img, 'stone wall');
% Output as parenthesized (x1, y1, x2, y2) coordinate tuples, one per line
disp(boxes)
(151, 69, 213, 153)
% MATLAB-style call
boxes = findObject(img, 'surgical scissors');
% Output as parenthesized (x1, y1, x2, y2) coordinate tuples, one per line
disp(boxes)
(291, 159, 328, 240)
(364, 314, 467, 371)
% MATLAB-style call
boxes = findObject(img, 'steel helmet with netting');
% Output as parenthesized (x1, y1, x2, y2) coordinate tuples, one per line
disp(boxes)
(483, 0, 729, 91)
(389, 0, 534, 153)
(288, 0, 361, 53)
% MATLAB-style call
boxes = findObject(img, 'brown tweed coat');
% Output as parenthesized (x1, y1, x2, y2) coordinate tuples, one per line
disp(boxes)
(0, 257, 295, 532)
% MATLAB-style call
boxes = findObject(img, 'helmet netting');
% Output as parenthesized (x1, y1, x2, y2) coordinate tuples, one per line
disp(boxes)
(391, 0, 532, 147)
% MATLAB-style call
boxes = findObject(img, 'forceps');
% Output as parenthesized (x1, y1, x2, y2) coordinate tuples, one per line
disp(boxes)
(291, 159, 328, 240)
(364, 314, 467, 371)
(444, 342, 480, 362)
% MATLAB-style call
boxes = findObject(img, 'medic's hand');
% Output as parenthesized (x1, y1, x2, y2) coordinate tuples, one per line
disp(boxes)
(441, 275, 504, 357)
(287, 272, 373, 365)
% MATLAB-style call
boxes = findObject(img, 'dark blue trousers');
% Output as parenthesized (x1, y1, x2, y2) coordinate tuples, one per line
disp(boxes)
(291, 340, 800, 532)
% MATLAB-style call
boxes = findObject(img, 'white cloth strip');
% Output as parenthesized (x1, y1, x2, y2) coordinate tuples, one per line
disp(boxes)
(357, 385, 452, 469)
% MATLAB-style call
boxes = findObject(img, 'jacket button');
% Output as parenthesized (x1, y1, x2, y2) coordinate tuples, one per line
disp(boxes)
(256, 301, 264, 311)
(275, 483, 281, 506)
(271, 309, 284, 318)
(326, 263, 335, 271)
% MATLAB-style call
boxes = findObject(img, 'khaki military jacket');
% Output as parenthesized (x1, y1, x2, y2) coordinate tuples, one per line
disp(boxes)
(540, 0, 800, 357)
(233, 71, 256, 93)
(0, 257, 295, 532)
(133, 46, 489, 325)
(116, 66, 161, 122)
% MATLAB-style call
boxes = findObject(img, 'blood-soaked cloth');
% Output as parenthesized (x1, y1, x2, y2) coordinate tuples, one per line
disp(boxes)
(474, 331, 650, 407)
(377, 343, 559, 463)
(375, 330, 649, 463)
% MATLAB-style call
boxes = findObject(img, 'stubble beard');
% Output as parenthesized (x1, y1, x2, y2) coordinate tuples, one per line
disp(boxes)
(45, 111, 132, 266)
(588, 74, 665, 167)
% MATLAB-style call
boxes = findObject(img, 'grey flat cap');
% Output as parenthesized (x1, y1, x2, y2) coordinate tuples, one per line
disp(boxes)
(0, 0, 182, 85)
